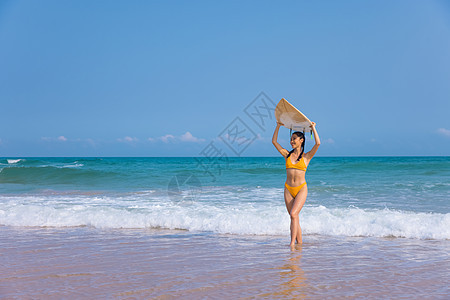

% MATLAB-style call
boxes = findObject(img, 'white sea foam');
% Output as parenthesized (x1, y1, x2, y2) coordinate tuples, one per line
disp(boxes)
(303, 206, 450, 239)
(0, 193, 448, 240)
(60, 163, 84, 168)
(7, 159, 22, 164)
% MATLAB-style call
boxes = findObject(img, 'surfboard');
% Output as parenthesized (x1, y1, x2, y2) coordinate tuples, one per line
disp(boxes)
(275, 98, 312, 133)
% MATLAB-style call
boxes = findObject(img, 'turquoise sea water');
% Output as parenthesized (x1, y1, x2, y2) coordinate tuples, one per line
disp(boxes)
(1, 157, 449, 239)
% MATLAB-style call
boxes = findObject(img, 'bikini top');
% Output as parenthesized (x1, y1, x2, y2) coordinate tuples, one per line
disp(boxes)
(286, 155, 307, 171)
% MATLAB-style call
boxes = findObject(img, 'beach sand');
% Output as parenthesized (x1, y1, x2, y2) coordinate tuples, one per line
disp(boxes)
(1, 227, 449, 299)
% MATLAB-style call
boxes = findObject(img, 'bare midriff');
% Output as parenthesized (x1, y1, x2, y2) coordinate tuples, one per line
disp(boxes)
(285, 168, 306, 187)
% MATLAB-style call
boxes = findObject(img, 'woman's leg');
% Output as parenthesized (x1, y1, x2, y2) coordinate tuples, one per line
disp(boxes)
(284, 186, 294, 213)
(289, 185, 308, 245)
(284, 187, 295, 244)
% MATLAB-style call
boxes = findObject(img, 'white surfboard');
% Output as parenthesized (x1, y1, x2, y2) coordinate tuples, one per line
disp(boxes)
(275, 98, 312, 133)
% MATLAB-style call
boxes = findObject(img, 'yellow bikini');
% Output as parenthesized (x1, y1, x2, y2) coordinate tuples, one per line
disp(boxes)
(286, 155, 307, 171)
(285, 156, 307, 198)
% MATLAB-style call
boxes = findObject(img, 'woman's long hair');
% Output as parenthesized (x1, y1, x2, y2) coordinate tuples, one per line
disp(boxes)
(286, 131, 305, 162)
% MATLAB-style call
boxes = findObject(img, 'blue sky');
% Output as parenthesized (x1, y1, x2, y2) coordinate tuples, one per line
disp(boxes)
(1, 0, 449, 157)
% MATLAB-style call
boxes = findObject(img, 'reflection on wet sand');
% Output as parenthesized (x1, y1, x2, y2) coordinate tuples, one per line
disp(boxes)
(260, 245, 308, 298)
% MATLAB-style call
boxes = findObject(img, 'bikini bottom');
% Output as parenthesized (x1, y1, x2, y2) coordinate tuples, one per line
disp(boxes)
(285, 182, 307, 198)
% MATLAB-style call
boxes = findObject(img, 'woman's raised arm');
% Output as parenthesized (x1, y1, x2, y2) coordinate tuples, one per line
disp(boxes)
(305, 122, 320, 159)
(272, 122, 289, 157)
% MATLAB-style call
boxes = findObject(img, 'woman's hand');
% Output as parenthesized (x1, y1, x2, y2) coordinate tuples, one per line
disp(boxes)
(310, 122, 316, 129)
(277, 121, 284, 127)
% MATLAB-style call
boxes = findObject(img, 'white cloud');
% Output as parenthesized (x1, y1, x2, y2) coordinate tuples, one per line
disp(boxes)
(160, 134, 175, 143)
(180, 131, 206, 143)
(256, 133, 264, 141)
(41, 136, 98, 147)
(150, 132, 205, 143)
(324, 138, 335, 144)
(220, 133, 252, 145)
(437, 128, 450, 137)
(42, 136, 68, 142)
(117, 136, 138, 143)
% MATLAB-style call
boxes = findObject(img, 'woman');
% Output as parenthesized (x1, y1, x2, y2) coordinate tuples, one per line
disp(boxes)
(272, 121, 320, 247)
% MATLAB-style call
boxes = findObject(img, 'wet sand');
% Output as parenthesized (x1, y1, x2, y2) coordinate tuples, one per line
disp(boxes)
(1, 227, 449, 298)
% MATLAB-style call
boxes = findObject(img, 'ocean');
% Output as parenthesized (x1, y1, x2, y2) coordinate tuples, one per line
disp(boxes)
(1, 157, 449, 298)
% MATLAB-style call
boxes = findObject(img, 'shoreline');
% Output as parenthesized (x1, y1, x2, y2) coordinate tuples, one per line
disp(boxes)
(2, 226, 449, 298)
